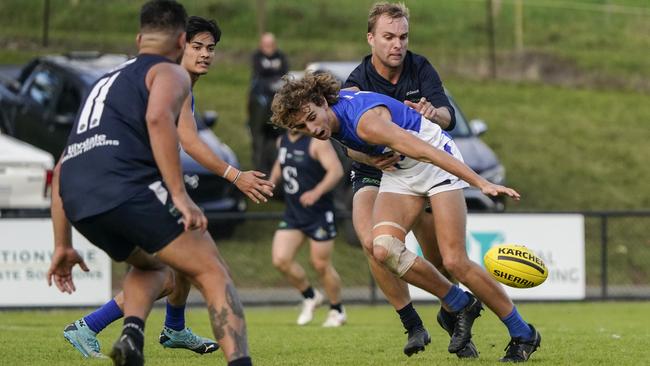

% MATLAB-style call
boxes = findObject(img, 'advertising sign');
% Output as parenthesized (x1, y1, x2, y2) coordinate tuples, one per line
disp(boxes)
(405, 214, 585, 300)
(0, 219, 112, 307)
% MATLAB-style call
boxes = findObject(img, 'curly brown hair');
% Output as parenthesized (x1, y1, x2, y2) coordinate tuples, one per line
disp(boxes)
(270, 72, 341, 129)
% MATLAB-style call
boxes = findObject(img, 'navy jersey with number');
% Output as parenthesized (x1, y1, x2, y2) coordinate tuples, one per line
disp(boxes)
(279, 134, 334, 225)
(60, 54, 173, 221)
(343, 51, 455, 177)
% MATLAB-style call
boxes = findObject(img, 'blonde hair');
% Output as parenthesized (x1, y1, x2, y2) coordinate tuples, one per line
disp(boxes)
(367, 2, 409, 33)
(270, 72, 341, 129)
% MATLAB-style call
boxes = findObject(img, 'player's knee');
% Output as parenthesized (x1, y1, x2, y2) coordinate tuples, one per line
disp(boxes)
(360, 235, 375, 256)
(310, 259, 329, 275)
(272, 256, 291, 272)
(371, 243, 389, 263)
(160, 266, 176, 297)
(372, 235, 417, 277)
(442, 252, 471, 278)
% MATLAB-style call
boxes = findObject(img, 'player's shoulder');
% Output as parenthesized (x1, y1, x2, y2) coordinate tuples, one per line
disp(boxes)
(148, 62, 190, 86)
(406, 51, 433, 68)
(344, 55, 370, 85)
(308, 134, 334, 156)
(150, 61, 185, 75)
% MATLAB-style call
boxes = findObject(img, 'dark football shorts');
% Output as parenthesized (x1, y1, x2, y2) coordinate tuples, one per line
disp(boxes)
(71, 185, 185, 262)
(351, 169, 382, 195)
(279, 210, 337, 242)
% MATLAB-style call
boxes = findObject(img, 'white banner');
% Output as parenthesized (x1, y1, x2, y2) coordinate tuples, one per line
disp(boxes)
(405, 214, 585, 300)
(0, 219, 112, 307)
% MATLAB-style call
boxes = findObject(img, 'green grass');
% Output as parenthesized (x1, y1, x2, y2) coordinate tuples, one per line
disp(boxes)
(1, 302, 649, 365)
(1, 0, 649, 211)
(1, 0, 648, 80)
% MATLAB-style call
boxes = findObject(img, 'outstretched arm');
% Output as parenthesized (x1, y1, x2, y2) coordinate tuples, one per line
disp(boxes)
(146, 62, 206, 232)
(357, 107, 520, 200)
(47, 160, 89, 293)
(177, 96, 274, 204)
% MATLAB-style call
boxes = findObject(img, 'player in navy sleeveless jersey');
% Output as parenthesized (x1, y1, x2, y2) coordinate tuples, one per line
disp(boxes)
(341, 2, 476, 358)
(269, 130, 345, 327)
(271, 72, 541, 363)
(56, 16, 274, 360)
(46, 3, 254, 366)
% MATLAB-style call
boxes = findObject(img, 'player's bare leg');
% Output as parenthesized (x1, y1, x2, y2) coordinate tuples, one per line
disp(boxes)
(309, 238, 340, 304)
(272, 229, 324, 325)
(372, 192, 482, 356)
(428, 190, 512, 317)
(413, 211, 479, 358)
(272, 229, 310, 290)
(159, 270, 220, 354)
(353, 188, 411, 309)
(109, 249, 173, 366)
(429, 189, 538, 360)
(353, 188, 430, 355)
(309, 238, 346, 327)
(371, 193, 452, 296)
(156, 231, 250, 363)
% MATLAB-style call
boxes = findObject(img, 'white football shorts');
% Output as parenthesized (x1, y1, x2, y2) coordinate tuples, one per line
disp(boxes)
(379, 116, 470, 197)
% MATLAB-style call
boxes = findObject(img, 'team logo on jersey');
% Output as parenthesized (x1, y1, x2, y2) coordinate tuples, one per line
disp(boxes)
(406, 89, 420, 96)
(292, 149, 305, 162)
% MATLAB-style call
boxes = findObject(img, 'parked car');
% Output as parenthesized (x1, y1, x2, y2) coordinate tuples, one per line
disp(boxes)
(304, 61, 507, 212)
(0, 132, 53, 217)
(0, 52, 246, 236)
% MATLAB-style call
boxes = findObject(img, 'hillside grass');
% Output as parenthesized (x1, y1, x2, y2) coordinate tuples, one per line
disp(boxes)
(2, 1, 649, 289)
(1, 0, 647, 211)
(1, 0, 648, 79)
(1, 302, 649, 365)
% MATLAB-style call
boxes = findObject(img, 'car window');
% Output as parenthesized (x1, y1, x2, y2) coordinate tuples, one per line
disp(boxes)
(55, 81, 81, 116)
(25, 67, 61, 109)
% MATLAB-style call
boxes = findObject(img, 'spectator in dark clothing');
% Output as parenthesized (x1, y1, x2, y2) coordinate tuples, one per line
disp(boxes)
(248, 32, 290, 174)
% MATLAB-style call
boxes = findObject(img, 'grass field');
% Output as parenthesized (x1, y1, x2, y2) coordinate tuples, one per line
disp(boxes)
(1, 0, 649, 211)
(1, 302, 648, 365)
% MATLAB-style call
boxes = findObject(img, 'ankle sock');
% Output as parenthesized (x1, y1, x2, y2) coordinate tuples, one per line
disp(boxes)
(329, 303, 343, 313)
(397, 302, 423, 332)
(502, 307, 534, 340)
(164, 302, 186, 331)
(84, 298, 123, 333)
(122, 316, 145, 351)
(442, 285, 470, 313)
(301, 286, 315, 299)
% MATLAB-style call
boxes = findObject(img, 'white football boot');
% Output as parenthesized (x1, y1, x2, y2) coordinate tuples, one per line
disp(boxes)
(322, 307, 347, 327)
(296, 289, 324, 325)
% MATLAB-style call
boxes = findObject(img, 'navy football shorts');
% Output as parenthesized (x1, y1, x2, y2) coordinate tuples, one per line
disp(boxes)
(71, 185, 185, 261)
(351, 169, 382, 195)
(279, 210, 337, 242)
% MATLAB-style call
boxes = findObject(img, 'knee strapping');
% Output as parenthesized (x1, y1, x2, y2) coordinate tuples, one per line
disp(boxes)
(372, 235, 417, 277)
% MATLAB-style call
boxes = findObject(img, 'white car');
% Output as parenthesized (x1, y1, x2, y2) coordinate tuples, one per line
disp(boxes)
(0, 133, 53, 213)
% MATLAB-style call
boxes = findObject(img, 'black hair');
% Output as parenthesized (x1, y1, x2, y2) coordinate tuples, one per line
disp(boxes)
(140, 0, 187, 33)
(186, 16, 221, 44)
